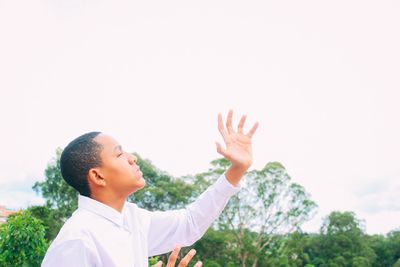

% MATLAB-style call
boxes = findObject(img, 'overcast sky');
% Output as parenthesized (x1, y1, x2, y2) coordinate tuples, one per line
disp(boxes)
(0, 0, 399, 235)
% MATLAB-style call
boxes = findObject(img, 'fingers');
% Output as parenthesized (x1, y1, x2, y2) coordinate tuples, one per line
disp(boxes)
(218, 113, 228, 140)
(246, 122, 259, 138)
(178, 249, 197, 267)
(152, 261, 163, 267)
(219, 110, 258, 138)
(226, 110, 235, 134)
(193, 261, 203, 267)
(166, 246, 181, 267)
(237, 114, 247, 134)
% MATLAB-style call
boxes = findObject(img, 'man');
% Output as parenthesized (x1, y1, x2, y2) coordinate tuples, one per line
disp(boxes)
(42, 111, 258, 267)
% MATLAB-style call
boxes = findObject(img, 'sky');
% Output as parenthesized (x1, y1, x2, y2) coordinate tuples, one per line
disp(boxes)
(0, 0, 399, 235)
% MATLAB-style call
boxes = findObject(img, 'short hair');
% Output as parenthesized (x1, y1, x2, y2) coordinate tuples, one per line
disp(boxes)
(60, 132, 103, 197)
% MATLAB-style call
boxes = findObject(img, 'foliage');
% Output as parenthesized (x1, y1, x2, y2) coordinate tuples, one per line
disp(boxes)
(368, 230, 400, 267)
(33, 148, 78, 219)
(29, 150, 400, 266)
(148, 256, 160, 266)
(27, 205, 63, 242)
(210, 159, 317, 267)
(193, 228, 239, 267)
(308, 211, 376, 267)
(0, 211, 48, 267)
(128, 153, 198, 211)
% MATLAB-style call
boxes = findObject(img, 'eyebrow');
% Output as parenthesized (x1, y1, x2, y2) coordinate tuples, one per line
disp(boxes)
(114, 145, 123, 152)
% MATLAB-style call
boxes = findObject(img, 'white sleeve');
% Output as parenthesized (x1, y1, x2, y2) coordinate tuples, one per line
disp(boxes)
(146, 174, 240, 256)
(41, 239, 99, 267)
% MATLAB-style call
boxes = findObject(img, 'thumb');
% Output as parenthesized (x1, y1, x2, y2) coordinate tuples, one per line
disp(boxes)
(152, 261, 163, 267)
(215, 142, 228, 158)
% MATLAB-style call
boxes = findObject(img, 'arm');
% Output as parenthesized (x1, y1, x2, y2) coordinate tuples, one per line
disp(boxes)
(146, 173, 239, 256)
(146, 110, 258, 256)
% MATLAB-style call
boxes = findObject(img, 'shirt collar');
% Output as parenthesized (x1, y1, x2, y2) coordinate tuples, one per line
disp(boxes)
(78, 195, 126, 228)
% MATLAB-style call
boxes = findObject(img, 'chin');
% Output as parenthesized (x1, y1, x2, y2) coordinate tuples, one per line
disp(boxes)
(132, 179, 146, 192)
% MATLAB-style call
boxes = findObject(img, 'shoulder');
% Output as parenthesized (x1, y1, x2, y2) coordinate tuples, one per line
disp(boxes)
(50, 209, 97, 246)
(42, 238, 99, 266)
(42, 211, 100, 266)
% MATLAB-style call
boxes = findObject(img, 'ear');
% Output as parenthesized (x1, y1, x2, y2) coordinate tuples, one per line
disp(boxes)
(87, 168, 106, 187)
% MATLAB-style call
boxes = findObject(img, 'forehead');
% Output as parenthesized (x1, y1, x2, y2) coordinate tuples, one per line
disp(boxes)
(94, 134, 121, 153)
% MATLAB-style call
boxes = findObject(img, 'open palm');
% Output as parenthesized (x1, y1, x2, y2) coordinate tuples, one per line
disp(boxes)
(216, 110, 258, 169)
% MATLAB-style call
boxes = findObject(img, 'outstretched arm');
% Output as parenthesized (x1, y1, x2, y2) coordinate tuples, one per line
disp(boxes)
(216, 110, 258, 186)
(145, 111, 258, 256)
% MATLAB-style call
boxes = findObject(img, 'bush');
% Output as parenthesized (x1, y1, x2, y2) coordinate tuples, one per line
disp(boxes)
(0, 210, 48, 267)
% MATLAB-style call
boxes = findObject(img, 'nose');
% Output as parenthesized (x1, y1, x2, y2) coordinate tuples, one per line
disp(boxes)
(128, 154, 137, 165)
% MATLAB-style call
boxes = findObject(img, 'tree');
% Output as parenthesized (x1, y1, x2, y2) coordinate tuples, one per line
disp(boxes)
(192, 228, 239, 267)
(206, 159, 317, 267)
(312, 211, 376, 267)
(265, 232, 315, 267)
(0, 211, 48, 267)
(33, 148, 78, 219)
(128, 154, 196, 211)
(369, 230, 400, 267)
(386, 230, 400, 265)
(27, 205, 63, 241)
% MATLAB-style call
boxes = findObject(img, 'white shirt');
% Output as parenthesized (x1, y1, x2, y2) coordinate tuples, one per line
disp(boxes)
(41, 174, 239, 267)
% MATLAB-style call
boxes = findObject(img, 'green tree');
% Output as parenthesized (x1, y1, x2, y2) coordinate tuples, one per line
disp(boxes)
(266, 232, 315, 267)
(128, 154, 196, 211)
(205, 159, 317, 267)
(369, 230, 400, 267)
(33, 148, 78, 219)
(312, 211, 376, 267)
(386, 230, 400, 265)
(367, 234, 391, 267)
(0, 211, 48, 267)
(27, 205, 63, 241)
(192, 228, 239, 267)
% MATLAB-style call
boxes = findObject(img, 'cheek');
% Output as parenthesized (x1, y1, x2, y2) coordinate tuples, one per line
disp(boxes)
(102, 162, 123, 178)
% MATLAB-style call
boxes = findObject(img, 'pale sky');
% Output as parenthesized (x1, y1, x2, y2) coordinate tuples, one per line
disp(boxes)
(0, 0, 399, 235)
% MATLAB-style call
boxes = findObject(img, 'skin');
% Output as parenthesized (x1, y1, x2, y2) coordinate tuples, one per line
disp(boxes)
(216, 110, 258, 186)
(87, 134, 146, 212)
(152, 247, 202, 267)
(86, 110, 258, 265)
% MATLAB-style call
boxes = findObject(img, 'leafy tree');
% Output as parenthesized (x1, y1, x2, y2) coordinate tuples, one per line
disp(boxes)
(369, 230, 400, 267)
(192, 228, 239, 267)
(205, 159, 317, 267)
(0, 211, 48, 267)
(386, 230, 400, 265)
(27, 205, 63, 241)
(265, 232, 315, 267)
(33, 148, 78, 219)
(128, 154, 196, 211)
(311, 211, 376, 267)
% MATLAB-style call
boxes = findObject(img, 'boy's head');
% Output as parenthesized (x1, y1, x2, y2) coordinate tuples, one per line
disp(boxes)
(60, 132, 145, 199)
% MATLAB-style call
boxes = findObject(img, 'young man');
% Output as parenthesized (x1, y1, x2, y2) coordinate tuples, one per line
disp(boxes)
(42, 111, 258, 267)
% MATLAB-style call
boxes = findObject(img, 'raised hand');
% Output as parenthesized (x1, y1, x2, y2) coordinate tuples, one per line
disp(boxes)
(216, 110, 258, 185)
(151, 247, 202, 267)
